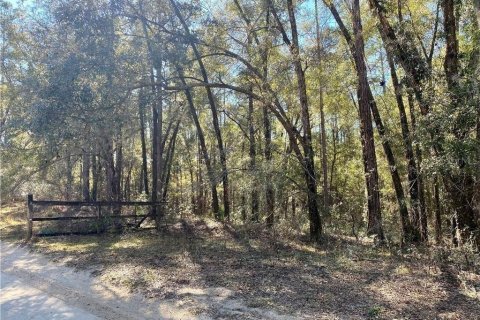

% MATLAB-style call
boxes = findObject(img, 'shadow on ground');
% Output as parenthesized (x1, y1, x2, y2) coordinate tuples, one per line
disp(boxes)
(22, 217, 480, 320)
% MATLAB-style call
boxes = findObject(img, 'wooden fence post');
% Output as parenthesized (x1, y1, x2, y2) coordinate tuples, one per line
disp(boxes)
(27, 194, 33, 240)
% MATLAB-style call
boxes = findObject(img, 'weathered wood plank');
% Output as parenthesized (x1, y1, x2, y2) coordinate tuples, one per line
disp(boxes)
(31, 200, 165, 206)
(27, 194, 33, 240)
(32, 214, 148, 221)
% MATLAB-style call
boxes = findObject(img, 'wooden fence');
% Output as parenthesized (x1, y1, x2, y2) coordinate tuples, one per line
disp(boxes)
(26, 194, 165, 239)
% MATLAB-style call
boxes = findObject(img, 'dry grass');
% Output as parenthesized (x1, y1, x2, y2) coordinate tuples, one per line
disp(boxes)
(0, 202, 26, 240)
(1, 203, 479, 319)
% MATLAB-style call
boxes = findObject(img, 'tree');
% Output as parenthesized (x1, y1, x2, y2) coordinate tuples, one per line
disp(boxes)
(169, 0, 231, 220)
(3, 0, 479, 249)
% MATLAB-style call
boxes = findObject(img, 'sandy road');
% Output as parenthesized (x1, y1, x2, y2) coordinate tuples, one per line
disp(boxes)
(1, 271, 100, 320)
(0, 242, 294, 320)
(0, 242, 196, 320)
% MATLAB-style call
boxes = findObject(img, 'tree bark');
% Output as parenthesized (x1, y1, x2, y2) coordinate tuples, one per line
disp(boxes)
(328, 0, 413, 242)
(248, 87, 260, 222)
(151, 93, 159, 220)
(162, 120, 180, 199)
(385, 49, 421, 242)
(264, 106, 274, 227)
(82, 149, 90, 201)
(139, 5, 164, 228)
(185, 141, 196, 214)
(196, 138, 206, 215)
(407, 93, 428, 241)
(434, 176, 442, 244)
(326, 0, 384, 240)
(65, 154, 73, 200)
(283, 0, 322, 241)
(113, 134, 123, 228)
(315, 0, 329, 211)
(138, 88, 149, 195)
(442, 0, 479, 247)
(351, 0, 384, 240)
(91, 153, 99, 201)
(104, 138, 116, 201)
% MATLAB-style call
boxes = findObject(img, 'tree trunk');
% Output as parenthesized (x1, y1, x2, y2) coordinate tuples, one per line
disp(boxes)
(325, 0, 384, 240)
(234, 0, 275, 225)
(65, 154, 73, 200)
(170, 0, 230, 220)
(162, 120, 180, 199)
(248, 87, 260, 222)
(151, 86, 160, 225)
(352, 0, 384, 240)
(418, 173, 428, 242)
(434, 176, 442, 244)
(115, 138, 122, 202)
(385, 49, 421, 242)
(442, 0, 479, 247)
(366, 72, 412, 243)
(157, 89, 164, 207)
(112, 135, 123, 229)
(264, 107, 274, 227)
(280, 0, 322, 241)
(263, 1, 274, 227)
(330, 116, 338, 188)
(176, 64, 220, 217)
(196, 140, 205, 215)
(368, 0, 431, 115)
(315, 0, 329, 211)
(124, 163, 132, 201)
(407, 93, 428, 241)
(140, 8, 163, 228)
(104, 138, 115, 201)
(138, 88, 149, 195)
(82, 149, 90, 201)
(184, 135, 197, 214)
(91, 153, 99, 201)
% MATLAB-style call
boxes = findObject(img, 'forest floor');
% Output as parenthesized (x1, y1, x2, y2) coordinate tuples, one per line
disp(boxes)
(1, 202, 480, 319)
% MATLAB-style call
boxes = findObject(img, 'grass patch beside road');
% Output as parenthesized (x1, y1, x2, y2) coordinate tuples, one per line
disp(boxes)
(0, 202, 26, 240)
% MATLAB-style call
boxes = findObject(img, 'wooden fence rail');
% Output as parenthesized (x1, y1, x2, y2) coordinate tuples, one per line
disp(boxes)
(26, 194, 165, 239)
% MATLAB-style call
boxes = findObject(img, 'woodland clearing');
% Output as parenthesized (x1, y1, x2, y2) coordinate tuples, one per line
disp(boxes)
(1, 203, 479, 319)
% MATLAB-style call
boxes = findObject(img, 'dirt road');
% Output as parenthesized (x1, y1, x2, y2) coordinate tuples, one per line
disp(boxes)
(0, 242, 293, 320)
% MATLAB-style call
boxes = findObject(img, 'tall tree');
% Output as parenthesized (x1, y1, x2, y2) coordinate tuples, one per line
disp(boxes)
(350, 0, 384, 240)
(270, 0, 323, 240)
(385, 51, 422, 242)
(248, 88, 260, 221)
(170, 0, 230, 220)
(315, 0, 329, 211)
(442, 0, 479, 247)
(176, 64, 221, 217)
(138, 88, 149, 195)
